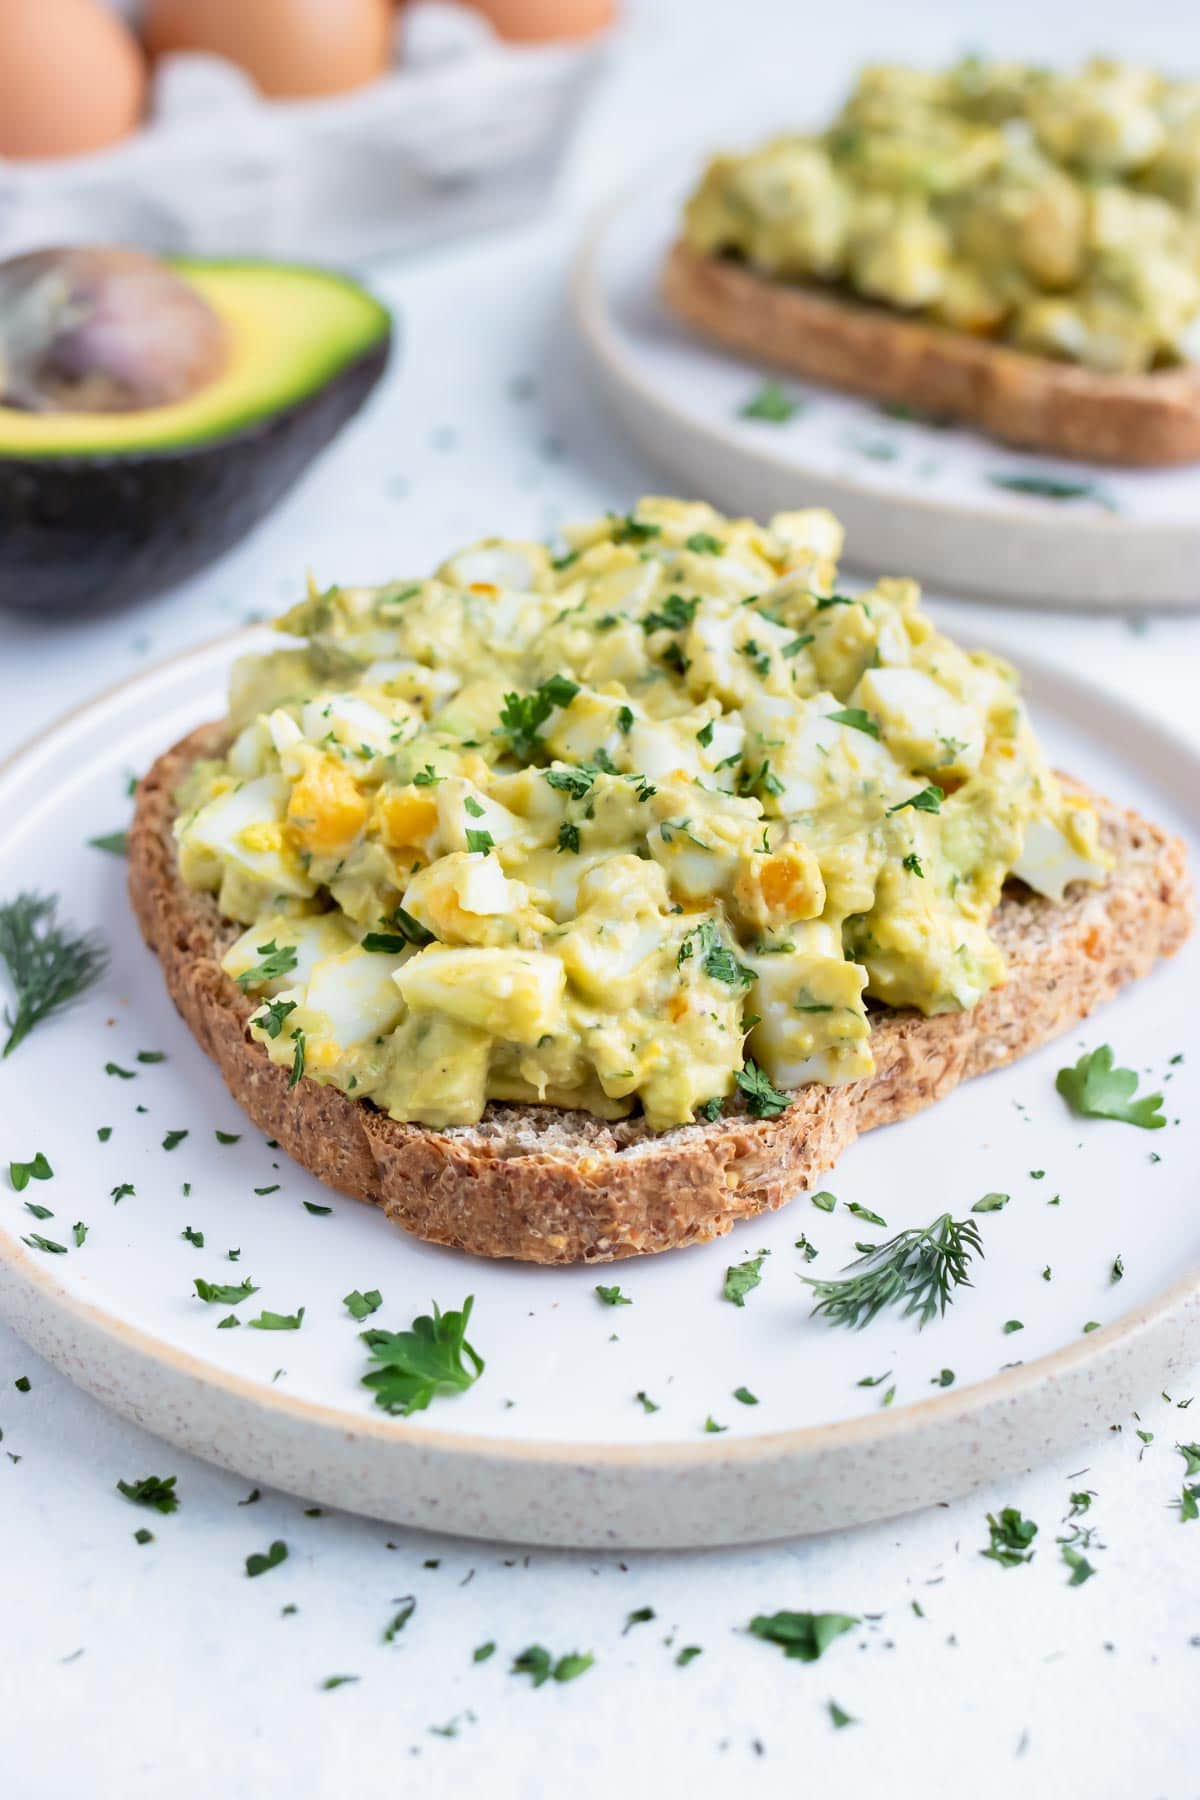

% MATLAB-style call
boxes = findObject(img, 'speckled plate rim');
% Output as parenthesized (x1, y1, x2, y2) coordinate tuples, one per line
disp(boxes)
(0, 633, 1198, 1551)
(571, 169, 1200, 611)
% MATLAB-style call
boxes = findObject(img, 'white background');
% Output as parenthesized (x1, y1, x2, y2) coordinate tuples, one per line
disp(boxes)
(3, 3, 1200, 1795)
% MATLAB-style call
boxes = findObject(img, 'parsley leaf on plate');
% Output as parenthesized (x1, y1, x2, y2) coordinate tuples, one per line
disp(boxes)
(194, 1276, 258, 1306)
(117, 1474, 179, 1514)
(1056, 1046, 1165, 1129)
(748, 1610, 859, 1662)
(360, 1297, 483, 1416)
(245, 1540, 288, 1578)
(595, 1285, 631, 1307)
(981, 1507, 1038, 1567)
(723, 1255, 766, 1307)
(9, 1151, 52, 1191)
(343, 1288, 383, 1321)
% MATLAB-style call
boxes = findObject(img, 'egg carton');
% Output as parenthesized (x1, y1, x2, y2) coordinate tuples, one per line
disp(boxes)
(0, 3, 610, 262)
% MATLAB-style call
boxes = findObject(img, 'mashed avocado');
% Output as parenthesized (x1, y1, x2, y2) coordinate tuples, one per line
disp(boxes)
(683, 58, 1200, 374)
(175, 499, 1107, 1132)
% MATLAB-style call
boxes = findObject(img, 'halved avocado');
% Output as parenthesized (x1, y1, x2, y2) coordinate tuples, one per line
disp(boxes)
(0, 257, 392, 615)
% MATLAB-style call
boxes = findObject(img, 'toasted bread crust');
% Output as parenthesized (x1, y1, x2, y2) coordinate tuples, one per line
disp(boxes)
(662, 240, 1200, 467)
(129, 723, 1193, 1263)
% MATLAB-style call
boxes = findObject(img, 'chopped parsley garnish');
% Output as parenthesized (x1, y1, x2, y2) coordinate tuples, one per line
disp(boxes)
(87, 831, 129, 856)
(704, 1416, 727, 1433)
(803, 1212, 982, 1329)
(544, 767, 594, 800)
(623, 1607, 656, 1633)
(1056, 1046, 1165, 1129)
(989, 473, 1111, 505)
(182, 1226, 205, 1249)
(245, 1540, 288, 1578)
(902, 853, 924, 878)
(512, 1646, 594, 1686)
(383, 905, 435, 948)
(810, 1191, 837, 1213)
(723, 1254, 766, 1307)
(678, 920, 756, 989)
(685, 532, 724, 555)
(782, 633, 814, 658)
(105, 1062, 134, 1079)
(698, 1096, 724, 1122)
(1177, 1443, 1200, 1478)
(733, 1386, 759, 1406)
(981, 1507, 1038, 1567)
(635, 1390, 660, 1414)
(676, 1645, 703, 1666)
(748, 1610, 859, 1662)
(497, 676, 580, 760)
(110, 1183, 134, 1203)
(248, 1308, 305, 1331)
(0, 891, 109, 1058)
(643, 593, 699, 634)
(1003, 1319, 1024, 1335)
(557, 822, 581, 854)
(696, 719, 715, 748)
(288, 1031, 306, 1089)
(736, 1060, 790, 1119)
(117, 1474, 179, 1514)
(463, 796, 485, 818)
(888, 785, 944, 816)
(194, 1277, 258, 1306)
(361, 932, 410, 953)
(360, 1296, 483, 1416)
(383, 1598, 416, 1641)
(595, 1285, 631, 1307)
(413, 765, 443, 787)
(846, 1202, 886, 1227)
(9, 1151, 52, 1191)
(344, 1288, 383, 1321)
(136, 1050, 166, 1064)
(971, 1192, 1009, 1214)
(234, 940, 298, 990)
(465, 828, 495, 855)
(740, 382, 798, 423)
(826, 708, 879, 739)
(21, 1231, 66, 1254)
(1061, 1545, 1096, 1586)
(611, 513, 660, 544)
(162, 1129, 188, 1152)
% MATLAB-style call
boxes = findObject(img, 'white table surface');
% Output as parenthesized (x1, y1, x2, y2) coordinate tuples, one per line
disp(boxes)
(3, 4, 1200, 1795)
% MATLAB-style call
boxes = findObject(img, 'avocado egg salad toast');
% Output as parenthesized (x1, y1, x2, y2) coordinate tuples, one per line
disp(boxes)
(665, 59, 1200, 463)
(130, 499, 1192, 1262)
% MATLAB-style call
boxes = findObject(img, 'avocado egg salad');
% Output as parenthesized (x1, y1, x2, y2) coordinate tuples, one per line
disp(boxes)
(683, 58, 1200, 374)
(174, 499, 1107, 1134)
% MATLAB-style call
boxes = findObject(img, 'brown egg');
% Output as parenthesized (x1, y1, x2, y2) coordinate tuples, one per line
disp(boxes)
(0, 0, 146, 160)
(145, 0, 394, 99)
(462, 0, 615, 41)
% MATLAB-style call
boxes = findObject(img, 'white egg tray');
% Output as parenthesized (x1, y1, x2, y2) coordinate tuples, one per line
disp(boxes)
(0, 3, 610, 263)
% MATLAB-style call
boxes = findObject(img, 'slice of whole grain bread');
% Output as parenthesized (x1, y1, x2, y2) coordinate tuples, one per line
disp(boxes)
(129, 723, 1193, 1264)
(661, 240, 1200, 467)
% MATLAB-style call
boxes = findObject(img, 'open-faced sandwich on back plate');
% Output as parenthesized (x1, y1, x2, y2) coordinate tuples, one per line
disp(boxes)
(129, 498, 1193, 1262)
(664, 59, 1200, 463)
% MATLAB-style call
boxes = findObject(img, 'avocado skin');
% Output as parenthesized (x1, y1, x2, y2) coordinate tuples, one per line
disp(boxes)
(0, 335, 390, 616)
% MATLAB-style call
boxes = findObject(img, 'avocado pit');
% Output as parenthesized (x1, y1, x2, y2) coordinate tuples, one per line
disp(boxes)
(0, 246, 228, 415)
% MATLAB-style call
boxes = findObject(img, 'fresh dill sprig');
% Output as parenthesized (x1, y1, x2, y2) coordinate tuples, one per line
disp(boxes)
(802, 1211, 983, 1330)
(0, 892, 109, 1058)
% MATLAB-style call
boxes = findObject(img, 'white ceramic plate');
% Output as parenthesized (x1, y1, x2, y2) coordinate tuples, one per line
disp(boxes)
(0, 633, 1197, 1549)
(573, 160, 1200, 611)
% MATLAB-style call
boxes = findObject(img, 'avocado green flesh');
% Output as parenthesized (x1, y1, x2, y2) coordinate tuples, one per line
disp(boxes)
(0, 260, 391, 458)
